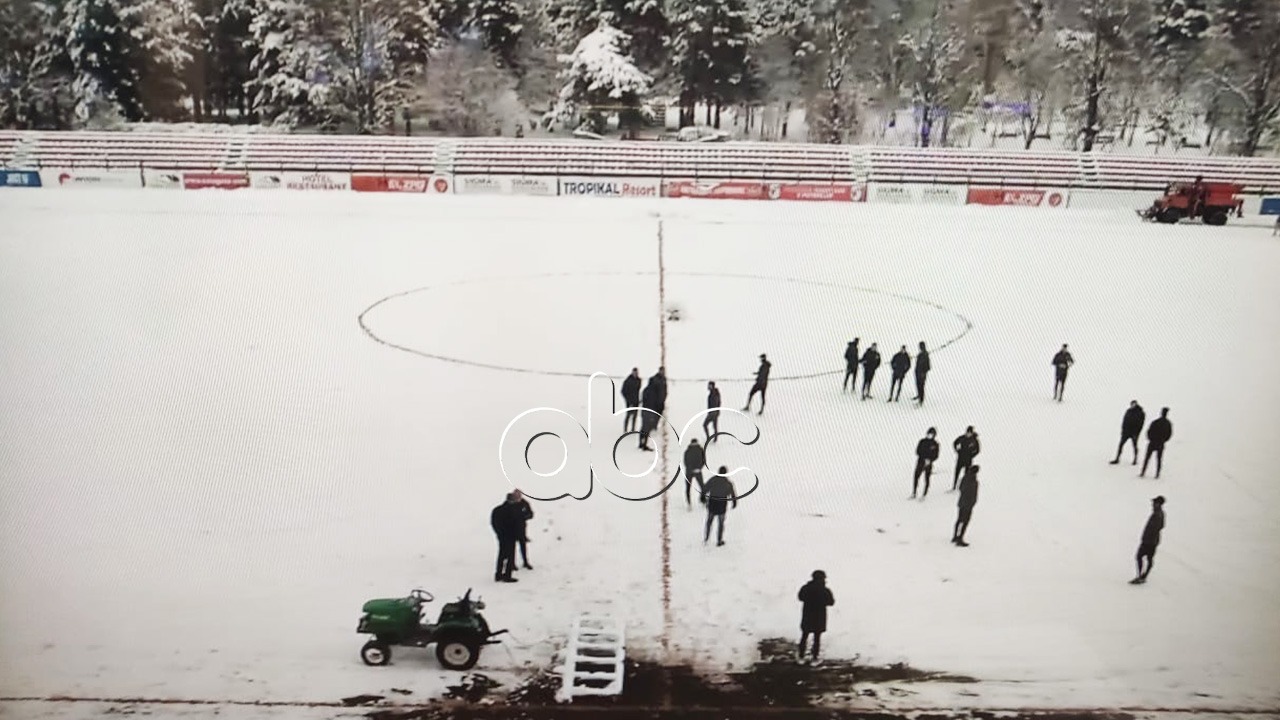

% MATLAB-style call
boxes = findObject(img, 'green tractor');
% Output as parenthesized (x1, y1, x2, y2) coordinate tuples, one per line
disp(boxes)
(357, 588, 506, 670)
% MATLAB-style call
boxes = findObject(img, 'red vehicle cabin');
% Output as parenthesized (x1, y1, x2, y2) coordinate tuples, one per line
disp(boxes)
(1141, 178, 1246, 225)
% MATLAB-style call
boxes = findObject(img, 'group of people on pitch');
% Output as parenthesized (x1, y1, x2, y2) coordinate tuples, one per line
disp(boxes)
(843, 340, 931, 404)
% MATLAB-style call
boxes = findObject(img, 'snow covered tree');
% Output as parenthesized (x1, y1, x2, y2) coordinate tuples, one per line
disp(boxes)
(668, 0, 757, 127)
(553, 22, 652, 134)
(63, 0, 150, 124)
(799, 0, 869, 143)
(867, 0, 914, 133)
(247, 0, 332, 126)
(545, 0, 669, 70)
(136, 0, 201, 119)
(898, 0, 970, 147)
(0, 0, 74, 128)
(1002, 0, 1059, 148)
(1212, 0, 1280, 155)
(473, 0, 524, 69)
(1055, 0, 1142, 151)
(411, 40, 520, 135)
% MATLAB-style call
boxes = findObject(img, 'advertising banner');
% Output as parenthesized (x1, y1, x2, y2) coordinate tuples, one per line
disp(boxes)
(455, 175, 505, 195)
(281, 171, 352, 191)
(0, 170, 42, 188)
(867, 182, 916, 204)
(250, 172, 284, 189)
(350, 174, 453, 193)
(770, 183, 866, 202)
(867, 182, 966, 205)
(1260, 197, 1280, 215)
(143, 170, 183, 189)
(560, 176, 660, 198)
(663, 179, 770, 200)
(967, 187, 1070, 209)
(182, 172, 249, 190)
(41, 168, 143, 189)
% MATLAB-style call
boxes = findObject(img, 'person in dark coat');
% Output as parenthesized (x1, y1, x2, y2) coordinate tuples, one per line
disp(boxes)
(743, 354, 771, 415)
(683, 438, 707, 507)
(703, 381, 721, 443)
(621, 368, 642, 432)
(842, 339, 860, 393)
(701, 467, 738, 546)
(651, 367, 668, 414)
(491, 493, 524, 582)
(1052, 344, 1074, 401)
(860, 343, 881, 400)
(797, 570, 835, 663)
(951, 426, 979, 490)
(639, 376, 663, 451)
(913, 427, 940, 498)
(1131, 496, 1166, 584)
(1110, 401, 1146, 465)
(888, 345, 911, 402)
(509, 489, 535, 571)
(952, 465, 980, 546)
(1140, 408, 1173, 478)
(912, 342, 931, 405)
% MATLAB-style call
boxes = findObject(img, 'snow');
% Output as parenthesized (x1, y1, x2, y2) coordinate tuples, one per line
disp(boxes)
(1, 189, 1279, 716)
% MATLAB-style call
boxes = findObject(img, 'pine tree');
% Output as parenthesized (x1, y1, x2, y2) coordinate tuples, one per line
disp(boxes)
(668, 0, 756, 127)
(247, 0, 331, 126)
(553, 22, 652, 134)
(801, 0, 869, 143)
(0, 0, 74, 128)
(473, 0, 524, 69)
(63, 0, 150, 124)
(546, 0, 669, 69)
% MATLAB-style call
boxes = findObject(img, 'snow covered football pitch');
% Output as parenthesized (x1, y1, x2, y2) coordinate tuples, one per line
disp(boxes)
(1, 189, 1278, 717)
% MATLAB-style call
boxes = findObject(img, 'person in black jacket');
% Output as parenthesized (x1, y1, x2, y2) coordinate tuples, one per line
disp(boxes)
(701, 467, 738, 546)
(913, 428, 940, 498)
(952, 426, 979, 490)
(842, 339, 860, 393)
(639, 376, 663, 451)
(952, 466, 980, 546)
(860, 343, 881, 400)
(491, 494, 524, 582)
(1131, 496, 1166, 584)
(1052, 344, 1074, 401)
(1140, 408, 1173, 478)
(683, 438, 707, 507)
(743, 354, 771, 415)
(510, 489, 535, 570)
(621, 368, 642, 432)
(651, 367, 668, 414)
(797, 570, 835, 664)
(703, 381, 721, 443)
(1110, 401, 1146, 465)
(912, 342, 931, 405)
(888, 345, 911, 402)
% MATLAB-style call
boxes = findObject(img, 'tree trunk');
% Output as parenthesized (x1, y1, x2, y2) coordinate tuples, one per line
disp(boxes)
(782, 100, 791, 139)
(713, 102, 721, 129)
(1081, 70, 1101, 152)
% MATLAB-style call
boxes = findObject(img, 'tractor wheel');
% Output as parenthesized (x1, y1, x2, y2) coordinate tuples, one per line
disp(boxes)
(361, 640, 392, 666)
(1157, 207, 1182, 224)
(1204, 210, 1228, 226)
(435, 637, 481, 670)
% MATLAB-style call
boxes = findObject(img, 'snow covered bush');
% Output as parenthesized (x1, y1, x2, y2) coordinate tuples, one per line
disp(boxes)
(552, 23, 652, 135)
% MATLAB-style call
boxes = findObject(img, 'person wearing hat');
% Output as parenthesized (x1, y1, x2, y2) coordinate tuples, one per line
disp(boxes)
(1140, 408, 1173, 478)
(952, 465, 980, 546)
(683, 438, 707, 508)
(797, 570, 835, 664)
(1131, 496, 1166, 584)
(859, 342, 881, 400)
(743, 354, 772, 415)
(842, 339, 860, 393)
(701, 467, 738, 546)
(913, 427, 940, 498)
(1051, 344, 1074, 401)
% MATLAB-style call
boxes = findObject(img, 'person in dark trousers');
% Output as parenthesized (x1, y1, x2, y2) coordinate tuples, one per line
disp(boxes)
(952, 426, 980, 490)
(1110, 401, 1146, 465)
(743, 354, 771, 415)
(860, 343, 881, 400)
(842, 339, 860, 393)
(701, 467, 738, 546)
(703, 381, 721, 442)
(1052, 344, 1074, 401)
(1131, 496, 1166, 584)
(1141, 408, 1173, 478)
(952, 465, 980, 546)
(511, 489, 535, 570)
(912, 342, 931, 405)
(490, 493, 523, 582)
(888, 345, 911, 402)
(639, 374, 663, 451)
(651, 366, 668, 414)
(913, 428, 940, 498)
(621, 368, 641, 432)
(683, 438, 707, 507)
(797, 570, 835, 664)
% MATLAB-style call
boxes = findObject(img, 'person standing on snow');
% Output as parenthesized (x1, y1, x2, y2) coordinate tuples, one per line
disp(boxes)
(510, 489, 535, 570)
(651, 366, 668, 414)
(951, 426, 980, 490)
(701, 467, 738, 546)
(797, 570, 835, 664)
(703, 381, 721, 443)
(639, 374, 663, 451)
(842, 339, 860, 394)
(743, 354, 771, 415)
(490, 493, 524, 582)
(1052, 344, 1074, 401)
(913, 342, 931, 405)
(621, 368, 641, 432)
(1140, 408, 1173, 478)
(1110, 400, 1146, 465)
(888, 345, 912, 402)
(913, 428, 940, 498)
(860, 343, 881, 400)
(683, 438, 707, 507)
(952, 466, 980, 546)
(1131, 496, 1166, 584)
